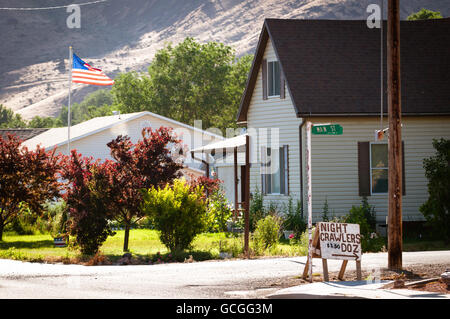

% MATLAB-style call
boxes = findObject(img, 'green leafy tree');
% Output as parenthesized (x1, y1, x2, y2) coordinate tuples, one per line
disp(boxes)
(112, 38, 252, 132)
(420, 138, 450, 243)
(0, 105, 27, 128)
(111, 72, 152, 114)
(59, 89, 115, 126)
(28, 116, 63, 128)
(407, 8, 443, 20)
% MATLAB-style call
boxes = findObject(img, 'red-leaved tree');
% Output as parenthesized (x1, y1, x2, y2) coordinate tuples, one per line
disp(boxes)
(106, 127, 184, 252)
(189, 175, 222, 197)
(60, 150, 117, 255)
(0, 134, 61, 241)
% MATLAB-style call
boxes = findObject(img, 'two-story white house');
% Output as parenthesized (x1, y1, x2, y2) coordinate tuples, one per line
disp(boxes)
(226, 18, 450, 229)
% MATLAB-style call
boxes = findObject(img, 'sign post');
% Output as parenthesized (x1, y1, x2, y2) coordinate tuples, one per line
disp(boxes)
(303, 123, 345, 282)
(305, 122, 313, 282)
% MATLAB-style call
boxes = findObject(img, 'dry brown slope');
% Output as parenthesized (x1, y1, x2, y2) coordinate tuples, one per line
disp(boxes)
(0, 0, 448, 119)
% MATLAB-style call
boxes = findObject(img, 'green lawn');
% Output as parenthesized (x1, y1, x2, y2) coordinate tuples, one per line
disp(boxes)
(1, 230, 448, 264)
(0, 229, 307, 264)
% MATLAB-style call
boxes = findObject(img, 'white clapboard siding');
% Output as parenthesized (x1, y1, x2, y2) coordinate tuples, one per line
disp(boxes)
(301, 116, 450, 223)
(246, 39, 302, 211)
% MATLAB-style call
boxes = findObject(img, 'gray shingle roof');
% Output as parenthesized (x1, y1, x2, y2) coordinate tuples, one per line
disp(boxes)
(0, 128, 49, 141)
(237, 18, 450, 122)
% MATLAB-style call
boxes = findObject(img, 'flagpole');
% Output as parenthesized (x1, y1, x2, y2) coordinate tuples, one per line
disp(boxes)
(68, 46, 73, 155)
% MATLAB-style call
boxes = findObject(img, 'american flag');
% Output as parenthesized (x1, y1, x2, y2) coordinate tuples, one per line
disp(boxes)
(71, 53, 114, 86)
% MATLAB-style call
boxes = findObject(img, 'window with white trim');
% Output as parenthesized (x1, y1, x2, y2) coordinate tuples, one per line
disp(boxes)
(370, 143, 388, 194)
(267, 60, 281, 97)
(261, 145, 289, 195)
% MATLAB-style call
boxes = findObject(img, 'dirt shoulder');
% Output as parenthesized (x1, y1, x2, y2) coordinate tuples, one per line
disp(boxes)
(261, 263, 449, 293)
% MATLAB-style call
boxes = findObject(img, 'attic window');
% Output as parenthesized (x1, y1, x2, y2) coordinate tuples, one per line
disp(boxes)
(267, 61, 280, 97)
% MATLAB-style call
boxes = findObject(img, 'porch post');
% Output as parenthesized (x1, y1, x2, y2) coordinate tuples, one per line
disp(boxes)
(234, 147, 239, 216)
(244, 135, 250, 258)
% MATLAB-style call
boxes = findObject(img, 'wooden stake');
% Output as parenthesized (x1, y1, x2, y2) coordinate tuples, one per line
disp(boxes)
(356, 260, 362, 281)
(322, 259, 329, 282)
(387, 0, 403, 270)
(302, 256, 310, 280)
(338, 260, 348, 281)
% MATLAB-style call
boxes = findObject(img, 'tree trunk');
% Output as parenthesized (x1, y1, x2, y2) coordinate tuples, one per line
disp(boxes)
(123, 224, 130, 252)
(0, 223, 3, 241)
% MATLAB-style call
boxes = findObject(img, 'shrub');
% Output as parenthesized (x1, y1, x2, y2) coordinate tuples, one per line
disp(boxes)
(282, 198, 306, 239)
(266, 201, 280, 216)
(189, 176, 222, 196)
(289, 228, 312, 256)
(61, 151, 116, 255)
(67, 208, 114, 256)
(6, 204, 36, 235)
(321, 198, 330, 222)
(47, 201, 68, 237)
(253, 215, 281, 253)
(249, 187, 265, 232)
(206, 189, 233, 232)
(218, 237, 244, 257)
(342, 198, 384, 252)
(420, 138, 450, 243)
(141, 179, 208, 252)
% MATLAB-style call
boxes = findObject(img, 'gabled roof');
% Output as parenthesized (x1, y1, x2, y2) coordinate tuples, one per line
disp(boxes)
(0, 128, 49, 141)
(23, 111, 223, 151)
(237, 18, 450, 122)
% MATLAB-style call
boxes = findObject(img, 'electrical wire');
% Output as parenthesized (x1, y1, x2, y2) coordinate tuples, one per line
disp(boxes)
(0, 0, 109, 10)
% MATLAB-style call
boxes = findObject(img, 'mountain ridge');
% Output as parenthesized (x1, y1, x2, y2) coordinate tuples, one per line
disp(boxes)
(0, 0, 448, 120)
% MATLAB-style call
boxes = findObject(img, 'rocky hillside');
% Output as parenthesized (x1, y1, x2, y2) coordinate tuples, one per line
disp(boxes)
(0, 0, 448, 119)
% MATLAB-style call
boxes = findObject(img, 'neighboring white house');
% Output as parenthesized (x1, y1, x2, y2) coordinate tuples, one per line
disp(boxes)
(23, 111, 224, 178)
(221, 18, 450, 227)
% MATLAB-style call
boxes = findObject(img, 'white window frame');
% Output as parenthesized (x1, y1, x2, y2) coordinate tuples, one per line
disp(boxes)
(261, 145, 288, 196)
(369, 142, 388, 195)
(267, 59, 281, 98)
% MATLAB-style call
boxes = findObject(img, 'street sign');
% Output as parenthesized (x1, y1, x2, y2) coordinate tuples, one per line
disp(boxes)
(311, 124, 343, 135)
(318, 222, 361, 261)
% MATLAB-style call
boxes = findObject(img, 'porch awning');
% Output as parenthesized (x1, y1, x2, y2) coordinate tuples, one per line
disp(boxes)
(190, 134, 247, 153)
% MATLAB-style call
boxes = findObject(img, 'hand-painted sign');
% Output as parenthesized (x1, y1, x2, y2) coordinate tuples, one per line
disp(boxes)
(311, 124, 343, 135)
(318, 222, 361, 261)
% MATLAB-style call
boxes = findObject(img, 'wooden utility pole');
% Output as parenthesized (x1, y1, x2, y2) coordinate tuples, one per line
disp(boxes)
(387, 0, 403, 270)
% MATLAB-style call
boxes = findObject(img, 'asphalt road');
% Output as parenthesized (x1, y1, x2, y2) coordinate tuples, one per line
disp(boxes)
(1, 251, 449, 299)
